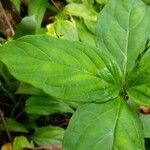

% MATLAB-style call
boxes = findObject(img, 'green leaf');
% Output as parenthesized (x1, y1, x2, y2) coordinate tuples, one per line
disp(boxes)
(11, 0, 20, 12)
(96, 0, 108, 5)
(84, 19, 96, 34)
(142, 0, 150, 5)
(66, 0, 81, 3)
(0, 118, 28, 133)
(28, 0, 48, 28)
(13, 136, 33, 150)
(33, 126, 65, 146)
(140, 114, 150, 138)
(25, 96, 74, 115)
(64, 3, 97, 21)
(127, 40, 150, 106)
(96, 0, 150, 106)
(47, 19, 79, 41)
(96, 0, 150, 75)
(16, 82, 45, 96)
(0, 35, 119, 102)
(63, 98, 144, 150)
(75, 19, 96, 46)
(14, 16, 36, 39)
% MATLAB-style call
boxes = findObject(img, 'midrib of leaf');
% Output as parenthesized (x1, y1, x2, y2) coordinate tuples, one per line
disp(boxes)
(112, 99, 122, 149)
(123, 8, 132, 83)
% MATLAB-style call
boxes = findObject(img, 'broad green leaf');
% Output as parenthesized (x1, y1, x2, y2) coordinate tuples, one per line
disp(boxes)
(64, 3, 97, 21)
(28, 0, 48, 28)
(25, 96, 74, 115)
(0, 118, 28, 133)
(14, 16, 36, 39)
(96, 0, 150, 106)
(33, 126, 65, 146)
(96, 0, 150, 75)
(140, 114, 150, 138)
(13, 136, 33, 150)
(0, 35, 119, 102)
(11, 0, 20, 12)
(63, 98, 144, 150)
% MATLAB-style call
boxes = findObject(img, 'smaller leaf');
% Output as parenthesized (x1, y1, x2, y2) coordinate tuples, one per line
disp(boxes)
(84, 0, 94, 4)
(128, 85, 150, 106)
(140, 114, 150, 138)
(46, 23, 57, 37)
(47, 19, 79, 41)
(55, 19, 78, 41)
(64, 3, 97, 21)
(1, 143, 12, 150)
(14, 16, 36, 39)
(75, 19, 96, 46)
(13, 136, 33, 150)
(0, 118, 28, 133)
(84, 19, 96, 34)
(66, 0, 81, 3)
(142, 0, 150, 5)
(11, 0, 20, 12)
(96, 0, 108, 5)
(33, 126, 65, 146)
(16, 82, 45, 96)
(25, 96, 74, 115)
(28, 0, 48, 28)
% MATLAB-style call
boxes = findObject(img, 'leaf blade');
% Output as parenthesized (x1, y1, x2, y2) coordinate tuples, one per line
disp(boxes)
(25, 96, 74, 115)
(96, 0, 150, 74)
(63, 98, 144, 150)
(0, 35, 118, 102)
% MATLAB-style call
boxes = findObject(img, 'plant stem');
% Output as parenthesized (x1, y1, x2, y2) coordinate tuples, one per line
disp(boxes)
(0, 1, 15, 36)
(0, 109, 12, 143)
(51, 0, 60, 11)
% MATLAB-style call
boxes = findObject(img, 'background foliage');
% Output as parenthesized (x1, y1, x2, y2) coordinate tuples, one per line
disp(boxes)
(0, 0, 150, 150)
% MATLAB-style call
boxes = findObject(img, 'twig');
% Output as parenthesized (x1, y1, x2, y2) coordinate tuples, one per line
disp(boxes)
(0, 1, 15, 36)
(51, 0, 60, 11)
(0, 109, 12, 143)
